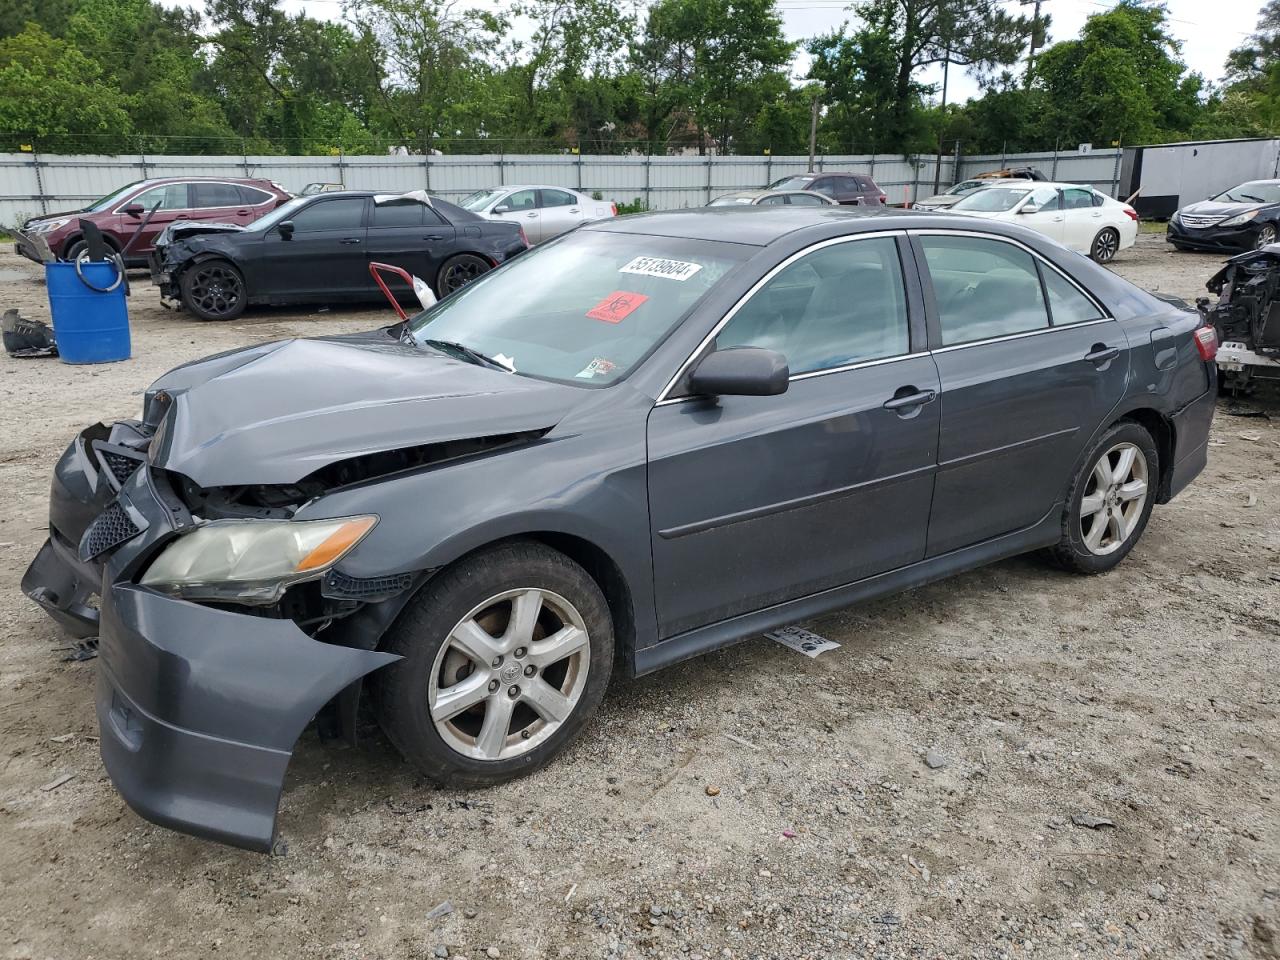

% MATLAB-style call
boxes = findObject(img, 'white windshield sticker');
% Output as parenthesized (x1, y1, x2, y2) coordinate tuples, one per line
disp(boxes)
(620, 256, 703, 282)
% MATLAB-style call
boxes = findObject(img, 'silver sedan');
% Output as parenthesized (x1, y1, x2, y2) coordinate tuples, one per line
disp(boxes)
(459, 185, 617, 244)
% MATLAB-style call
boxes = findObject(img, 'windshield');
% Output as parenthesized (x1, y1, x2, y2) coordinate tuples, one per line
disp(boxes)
(406, 231, 750, 386)
(946, 180, 987, 196)
(769, 176, 814, 190)
(84, 180, 148, 213)
(460, 189, 506, 211)
(244, 196, 310, 231)
(952, 187, 1032, 212)
(1213, 181, 1280, 204)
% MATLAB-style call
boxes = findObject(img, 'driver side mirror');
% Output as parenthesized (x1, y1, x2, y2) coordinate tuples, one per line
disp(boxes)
(492, 204, 511, 214)
(278, 220, 295, 239)
(122, 203, 144, 218)
(687, 347, 789, 397)
(1019, 202, 1039, 215)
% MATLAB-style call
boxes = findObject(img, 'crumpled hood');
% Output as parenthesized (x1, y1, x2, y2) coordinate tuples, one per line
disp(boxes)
(144, 335, 582, 486)
(155, 220, 247, 247)
(1177, 200, 1273, 222)
(914, 194, 963, 209)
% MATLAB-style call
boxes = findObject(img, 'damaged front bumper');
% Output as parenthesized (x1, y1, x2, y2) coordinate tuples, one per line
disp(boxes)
(23, 428, 398, 852)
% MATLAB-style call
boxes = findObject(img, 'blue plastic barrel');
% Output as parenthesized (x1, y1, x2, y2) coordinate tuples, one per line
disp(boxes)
(46, 260, 131, 364)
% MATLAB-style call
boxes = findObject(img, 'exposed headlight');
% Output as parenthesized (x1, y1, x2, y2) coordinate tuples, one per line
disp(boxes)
(1219, 210, 1259, 227)
(141, 515, 377, 603)
(27, 217, 70, 234)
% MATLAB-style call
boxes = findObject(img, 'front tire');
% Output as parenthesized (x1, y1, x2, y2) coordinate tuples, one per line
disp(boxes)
(1255, 223, 1277, 250)
(374, 541, 614, 787)
(1047, 421, 1158, 574)
(1090, 227, 1121, 263)
(180, 259, 246, 321)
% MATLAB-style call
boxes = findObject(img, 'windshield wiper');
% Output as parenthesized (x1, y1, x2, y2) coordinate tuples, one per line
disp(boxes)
(421, 338, 511, 371)
(1239, 194, 1265, 203)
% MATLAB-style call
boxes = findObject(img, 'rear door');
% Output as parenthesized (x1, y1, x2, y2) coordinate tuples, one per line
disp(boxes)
(365, 199, 455, 298)
(1061, 186, 1102, 252)
(119, 182, 191, 254)
(261, 196, 369, 298)
(646, 234, 940, 637)
(189, 182, 250, 227)
(915, 231, 1128, 555)
(538, 188, 584, 240)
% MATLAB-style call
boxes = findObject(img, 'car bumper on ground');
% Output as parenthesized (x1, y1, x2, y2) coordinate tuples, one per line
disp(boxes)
(1167, 220, 1263, 252)
(23, 429, 399, 852)
(13, 231, 46, 264)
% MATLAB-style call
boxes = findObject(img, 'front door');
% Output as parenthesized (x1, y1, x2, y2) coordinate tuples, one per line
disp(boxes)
(914, 232, 1129, 555)
(261, 196, 369, 298)
(646, 234, 940, 638)
(120, 182, 192, 254)
(1016, 186, 1066, 244)
(492, 189, 541, 243)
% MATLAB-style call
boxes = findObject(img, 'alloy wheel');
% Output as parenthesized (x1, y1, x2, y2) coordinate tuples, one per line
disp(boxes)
(428, 588, 591, 761)
(440, 257, 487, 293)
(188, 264, 243, 318)
(1079, 441, 1149, 556)
(1256, 224, 1277, 250)
(1093, 229, 1119, 263)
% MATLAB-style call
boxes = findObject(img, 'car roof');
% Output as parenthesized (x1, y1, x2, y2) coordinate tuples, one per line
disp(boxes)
(134, 176, 275, 186)
(475, 184, 583, 192)
(588, 205, 921, 245)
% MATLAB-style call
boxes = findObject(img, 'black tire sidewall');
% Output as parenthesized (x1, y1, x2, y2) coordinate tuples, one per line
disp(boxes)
(374, 541, 614, 787)
(180, 259, 246, 321)
(436, 254, 490, 297)
(1091, 228, 1119, 263)
(1057, 421, 1159, 573)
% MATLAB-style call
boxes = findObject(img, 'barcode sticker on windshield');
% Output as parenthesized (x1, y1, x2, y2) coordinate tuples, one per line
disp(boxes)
(620, 256, 703, 282)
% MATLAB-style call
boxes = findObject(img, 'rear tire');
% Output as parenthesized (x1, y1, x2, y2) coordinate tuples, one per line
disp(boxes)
(1090, 227, 1120, 263)
(1047, 421, 1159, 574)
(436, 254, 491, 297)
(180, 259, 246, 321)
(373, 541, 614, 788)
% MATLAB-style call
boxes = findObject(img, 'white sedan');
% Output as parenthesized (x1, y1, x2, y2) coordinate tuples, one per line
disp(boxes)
(458, 185, 616, 244)
(948, 182, 1138, 263)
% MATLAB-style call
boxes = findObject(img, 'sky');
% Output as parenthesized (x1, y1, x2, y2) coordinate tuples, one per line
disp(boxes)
(171, 0, 1265, 104)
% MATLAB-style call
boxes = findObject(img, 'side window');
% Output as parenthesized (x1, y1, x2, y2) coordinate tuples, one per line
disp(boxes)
(541, 189, 576, 208)
(788, 193, 826, 206)
(190, 182, 243, 208)
(810, 178, 837, 197)
(503, 189, 538, 211)
(715, 237, 909, 374)
(1063, 188, 1093, 210)
(834, 176, 860, 194)
(129, 183, 189, 211)
(1090, 191, 1106, 207)
(371, 201, 425, 228)
(1028, 187, 1061, 211)
(423, 205, 448, 226)
(759, 194, 787, 205)
(1041, 265, 1104, 325)
(238, 185, 274, 206)
(919, 235, 1050, 346)
(290, 198, 366, 232)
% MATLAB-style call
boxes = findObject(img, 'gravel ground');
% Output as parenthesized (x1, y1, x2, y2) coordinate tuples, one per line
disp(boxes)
(0, 234, 1277, 960)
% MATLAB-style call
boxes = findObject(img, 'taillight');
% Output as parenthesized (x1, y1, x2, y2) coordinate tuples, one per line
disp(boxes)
(878, 194, 887, 204)
(1123, 206, 1139, 222)
(611, 202, 618, 216)
(1194, 325, 1218, 361)
(518, 226, 529, 248)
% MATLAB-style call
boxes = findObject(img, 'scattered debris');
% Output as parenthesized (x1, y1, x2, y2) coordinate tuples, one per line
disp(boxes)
(2, 308, 57, 358)
(925, 748, 950, 770)
(564, 884, 577, 903)
(722, 733, 757, 749)
(705, 785, 721, 797)
(1246, 492, 1259, 507)
(39, 773, 74, 792)
(1071, 813, 1116, 829)
(781, 829, 796, 838)
(765, 625, 841, 658)
(426, 900, 454, 922)
(1240, 433, 1263, 442)
(61, 639, 98, 663)
(49, 733, 76, 744)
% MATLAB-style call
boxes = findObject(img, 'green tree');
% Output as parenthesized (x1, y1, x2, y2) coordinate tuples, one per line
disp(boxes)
(1226, 0, 1280, 84)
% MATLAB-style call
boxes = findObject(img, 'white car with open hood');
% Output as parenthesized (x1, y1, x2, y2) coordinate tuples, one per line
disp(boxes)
(949, 182, 1139, 263)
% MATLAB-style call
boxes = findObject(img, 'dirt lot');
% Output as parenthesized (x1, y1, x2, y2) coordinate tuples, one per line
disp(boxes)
(0, 235, 1277, 960)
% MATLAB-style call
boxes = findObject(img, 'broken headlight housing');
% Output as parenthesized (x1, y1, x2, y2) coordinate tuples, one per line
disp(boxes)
(140, 516, 377, 603)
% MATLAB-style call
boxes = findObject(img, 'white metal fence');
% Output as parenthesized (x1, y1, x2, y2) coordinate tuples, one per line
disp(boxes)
(0, 148, 1124, 225)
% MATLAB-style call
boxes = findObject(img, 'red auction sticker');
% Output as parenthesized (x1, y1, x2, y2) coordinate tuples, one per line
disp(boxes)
(586, 291, 649, 324)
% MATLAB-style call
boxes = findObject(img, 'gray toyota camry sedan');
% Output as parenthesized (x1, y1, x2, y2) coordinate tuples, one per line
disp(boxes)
(22, 206, 1218, 852)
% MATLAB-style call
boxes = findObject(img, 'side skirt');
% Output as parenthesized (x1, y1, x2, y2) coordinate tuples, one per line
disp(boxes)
(632, 504, 1064, 676)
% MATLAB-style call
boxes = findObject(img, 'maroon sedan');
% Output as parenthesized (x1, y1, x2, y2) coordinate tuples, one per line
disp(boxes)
(16, 177, 291, 266)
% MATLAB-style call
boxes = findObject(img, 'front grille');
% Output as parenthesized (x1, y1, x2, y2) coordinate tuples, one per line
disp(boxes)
(99, 450, 142, 486)
(1179, 214, 1223, 228)
(80, 502, 141, 561)
(322, 570, 413, 601)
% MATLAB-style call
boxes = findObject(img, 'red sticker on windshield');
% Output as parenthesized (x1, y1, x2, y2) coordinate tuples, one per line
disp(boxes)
(587, 291, 649, 324)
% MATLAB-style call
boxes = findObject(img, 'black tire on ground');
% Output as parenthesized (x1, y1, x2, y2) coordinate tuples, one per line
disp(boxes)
(436, 253, 491, 297)
(1046, 420, 1159, 575)
(1090, 227, 1121, 263)
(179, 259, 246, 321)
(373, 540, 614, 788)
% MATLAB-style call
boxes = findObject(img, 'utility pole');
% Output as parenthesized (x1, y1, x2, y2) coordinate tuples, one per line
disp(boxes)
(807, 96, 820, 173)
(1020, 0, 1043, 85)
(932, 38, 951, 194)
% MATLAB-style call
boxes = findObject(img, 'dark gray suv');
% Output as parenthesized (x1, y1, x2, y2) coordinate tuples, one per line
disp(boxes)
(23, 206, 1218, 852)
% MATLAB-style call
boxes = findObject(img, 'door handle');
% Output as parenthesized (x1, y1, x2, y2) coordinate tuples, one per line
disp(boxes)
(883, 388, 937, 411)
(569, 208, 580, 213)
(1091, 212, 1102, 218)
(526, 212, 537, 219)
(1084, 344, 1120, 364)
(236, 209, 249, 215)
(339, 237, 361, 245)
